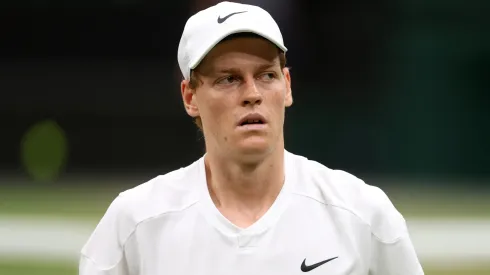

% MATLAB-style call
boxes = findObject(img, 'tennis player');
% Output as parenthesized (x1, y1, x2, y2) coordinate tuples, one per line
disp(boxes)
(80, 2, 424, 274)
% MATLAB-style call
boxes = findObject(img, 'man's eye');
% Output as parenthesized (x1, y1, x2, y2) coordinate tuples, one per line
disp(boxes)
(217, 76, 238, 85)
(259, 73, 276, 81)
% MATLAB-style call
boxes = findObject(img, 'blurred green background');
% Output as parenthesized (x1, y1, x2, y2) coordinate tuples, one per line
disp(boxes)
(1, 0, 489, 274)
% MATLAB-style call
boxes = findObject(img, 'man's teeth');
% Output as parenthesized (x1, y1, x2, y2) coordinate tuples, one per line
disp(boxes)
(240, 119, 263, 125)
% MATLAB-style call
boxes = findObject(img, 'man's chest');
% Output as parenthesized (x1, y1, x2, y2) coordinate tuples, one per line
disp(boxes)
(125, 209, 371, 275)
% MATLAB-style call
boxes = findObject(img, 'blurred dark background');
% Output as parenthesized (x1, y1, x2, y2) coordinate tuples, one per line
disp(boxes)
(1, 0, 489, 182)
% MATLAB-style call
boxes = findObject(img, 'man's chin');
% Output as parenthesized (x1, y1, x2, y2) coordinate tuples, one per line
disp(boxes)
(234, 140, 273, 159)
(237, 137, 269, 150)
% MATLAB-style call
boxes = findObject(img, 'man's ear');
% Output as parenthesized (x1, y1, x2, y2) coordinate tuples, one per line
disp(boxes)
(181, 79, 200, 118)
(283, 67, 293, 107)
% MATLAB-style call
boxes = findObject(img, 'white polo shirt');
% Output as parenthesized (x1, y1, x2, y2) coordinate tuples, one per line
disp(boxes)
(80, 150, 424, 275)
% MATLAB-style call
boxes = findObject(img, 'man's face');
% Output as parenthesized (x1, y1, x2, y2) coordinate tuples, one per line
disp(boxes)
(181, 36, 292, 160)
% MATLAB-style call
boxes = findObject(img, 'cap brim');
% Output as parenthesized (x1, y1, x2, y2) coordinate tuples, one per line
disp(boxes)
(188, 28, 287, 70)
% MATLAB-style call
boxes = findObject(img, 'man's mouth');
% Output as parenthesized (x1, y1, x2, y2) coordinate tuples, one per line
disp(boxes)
(239, 119, 265, 126)
(237, 113, 267, 127)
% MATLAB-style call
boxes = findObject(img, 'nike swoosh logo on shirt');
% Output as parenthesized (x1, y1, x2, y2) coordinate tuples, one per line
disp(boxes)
(301, 256, 338, 272)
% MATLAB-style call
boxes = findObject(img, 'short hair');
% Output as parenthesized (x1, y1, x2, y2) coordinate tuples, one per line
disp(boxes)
(188, 33, 287, 130)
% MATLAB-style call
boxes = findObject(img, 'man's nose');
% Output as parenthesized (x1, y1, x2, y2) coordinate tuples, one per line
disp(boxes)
(241, 81, 263, 106)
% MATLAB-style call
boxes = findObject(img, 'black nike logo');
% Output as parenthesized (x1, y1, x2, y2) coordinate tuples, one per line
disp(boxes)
(301, 257, 338, 272)
(217, 11, 247, 24)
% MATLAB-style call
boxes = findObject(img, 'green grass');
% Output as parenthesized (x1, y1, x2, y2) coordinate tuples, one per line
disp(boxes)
(426, 268, 490, 275)
(0, 261, 76, 275)
(383, 185, 490, 218)
(0, 182, 132, 221)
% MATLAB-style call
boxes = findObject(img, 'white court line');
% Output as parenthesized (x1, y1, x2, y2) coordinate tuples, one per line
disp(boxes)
(0, 216, 95, 263)
(408, 218, 490, 268)
(0, 215, 489, 268)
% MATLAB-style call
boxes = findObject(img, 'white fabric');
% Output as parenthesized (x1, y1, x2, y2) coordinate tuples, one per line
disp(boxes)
(177, 1, 287, 79)
(80, 150, 424, 275)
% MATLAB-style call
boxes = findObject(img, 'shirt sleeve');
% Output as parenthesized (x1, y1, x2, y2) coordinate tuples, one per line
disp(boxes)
(79, 194, 136, 275)
(366, 186, 424, 275)
(369, 233, 424, 275)
(79, 253, 129, 275)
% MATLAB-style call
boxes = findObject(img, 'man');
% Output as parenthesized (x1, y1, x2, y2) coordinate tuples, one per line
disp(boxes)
(80, 1, 424, 274)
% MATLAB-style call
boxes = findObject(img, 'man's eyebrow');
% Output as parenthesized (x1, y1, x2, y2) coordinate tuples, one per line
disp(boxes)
(212, 62, 279, 75)
(255, 62, 278, 71)
(214, 68, 242, 75)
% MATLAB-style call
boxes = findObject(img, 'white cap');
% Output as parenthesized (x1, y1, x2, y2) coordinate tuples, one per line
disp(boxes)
(177, 1, 287, 80)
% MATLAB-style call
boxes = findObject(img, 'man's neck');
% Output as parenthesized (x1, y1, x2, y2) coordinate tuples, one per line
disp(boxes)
(204, 146, 285, 228)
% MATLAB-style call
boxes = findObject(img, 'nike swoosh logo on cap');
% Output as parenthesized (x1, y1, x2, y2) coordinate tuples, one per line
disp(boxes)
(217, 11, 247, 24)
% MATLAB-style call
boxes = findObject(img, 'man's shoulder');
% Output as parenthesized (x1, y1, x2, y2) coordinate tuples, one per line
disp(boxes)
(288, 151, 382, 202)
(80, 159, 204, 261)
(108, 158, 203, 226)
(288, 151, 407, 242)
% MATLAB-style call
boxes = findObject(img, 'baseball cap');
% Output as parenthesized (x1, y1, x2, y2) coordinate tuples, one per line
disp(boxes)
(177, 1, 287, 80)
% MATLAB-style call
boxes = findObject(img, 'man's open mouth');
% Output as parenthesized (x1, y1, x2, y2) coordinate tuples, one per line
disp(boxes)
(238, 114, 267, 126)
(240, 119, 265, 126)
